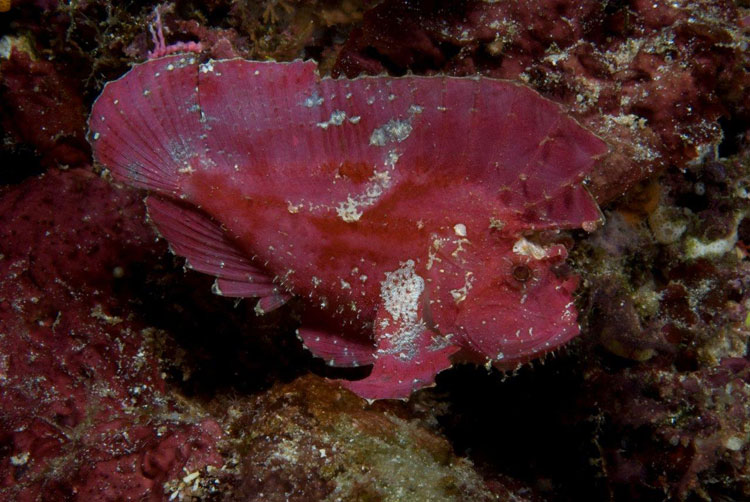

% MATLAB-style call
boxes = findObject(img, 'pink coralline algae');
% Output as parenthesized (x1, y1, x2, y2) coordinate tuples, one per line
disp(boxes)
(0, 169, 223, 501)
(89, 54, 605, 400)
(0, 48, 90, 170)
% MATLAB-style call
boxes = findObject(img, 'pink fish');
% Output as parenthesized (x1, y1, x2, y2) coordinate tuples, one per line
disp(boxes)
(89, 55, 605, 400)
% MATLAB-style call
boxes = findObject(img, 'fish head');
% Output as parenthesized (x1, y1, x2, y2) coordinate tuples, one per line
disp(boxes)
(424, 228, 580, 367)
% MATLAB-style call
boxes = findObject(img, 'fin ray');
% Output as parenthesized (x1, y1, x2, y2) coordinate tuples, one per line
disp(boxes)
(297, 327, 375, 367)
(146, 196, 276, 293)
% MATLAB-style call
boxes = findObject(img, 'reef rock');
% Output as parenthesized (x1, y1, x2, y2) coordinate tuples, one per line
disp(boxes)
(0, 169, 223, 501)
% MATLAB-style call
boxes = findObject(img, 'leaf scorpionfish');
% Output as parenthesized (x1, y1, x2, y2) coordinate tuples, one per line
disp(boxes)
(89, 55, 606, 400)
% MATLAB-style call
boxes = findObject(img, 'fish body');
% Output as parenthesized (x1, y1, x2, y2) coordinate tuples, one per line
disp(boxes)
(90, 55, 605, 400)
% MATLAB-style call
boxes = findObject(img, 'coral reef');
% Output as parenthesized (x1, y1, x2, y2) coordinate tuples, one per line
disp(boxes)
(573, 149, 750, 500)
(0, 41, 89, 174)
(581, 154, 750, 369)
(588, 358, 750, 500)
(0, 0, 748, 500)
(213, 375, 510, 501)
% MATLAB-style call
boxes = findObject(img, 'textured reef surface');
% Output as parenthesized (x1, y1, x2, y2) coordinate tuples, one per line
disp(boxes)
(0, 169, 223, 500)
(1, 0, 749, 500)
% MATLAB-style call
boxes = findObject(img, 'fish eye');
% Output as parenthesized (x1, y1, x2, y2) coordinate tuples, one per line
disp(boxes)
(511, 264, 532, 283)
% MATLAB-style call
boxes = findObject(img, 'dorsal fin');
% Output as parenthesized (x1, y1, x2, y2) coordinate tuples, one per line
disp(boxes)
(90, 56, 605, 230)
(90, 55, 206, 196)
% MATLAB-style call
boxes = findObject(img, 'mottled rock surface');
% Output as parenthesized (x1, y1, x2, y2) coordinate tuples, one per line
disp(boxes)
(0, 169, 223, 501)
(215, 375, 507, 502)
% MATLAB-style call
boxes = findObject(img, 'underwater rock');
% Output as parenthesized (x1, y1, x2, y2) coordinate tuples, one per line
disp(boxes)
(575, 149, 750, 500)
(216, 374, 511, 501)
(0, 169, 223, 501)
(587, 358, 750, 500)
(581, 152, 750, 369)
(0, 47, 89, 170)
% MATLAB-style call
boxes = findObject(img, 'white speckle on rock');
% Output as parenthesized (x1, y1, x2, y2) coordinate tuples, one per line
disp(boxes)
(648, 205, 687, 244)
(725, 436, 744, 451)
(10, 451, 30, 466)
(684, 211, 744, 259)
(453, 223, 467, 237)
